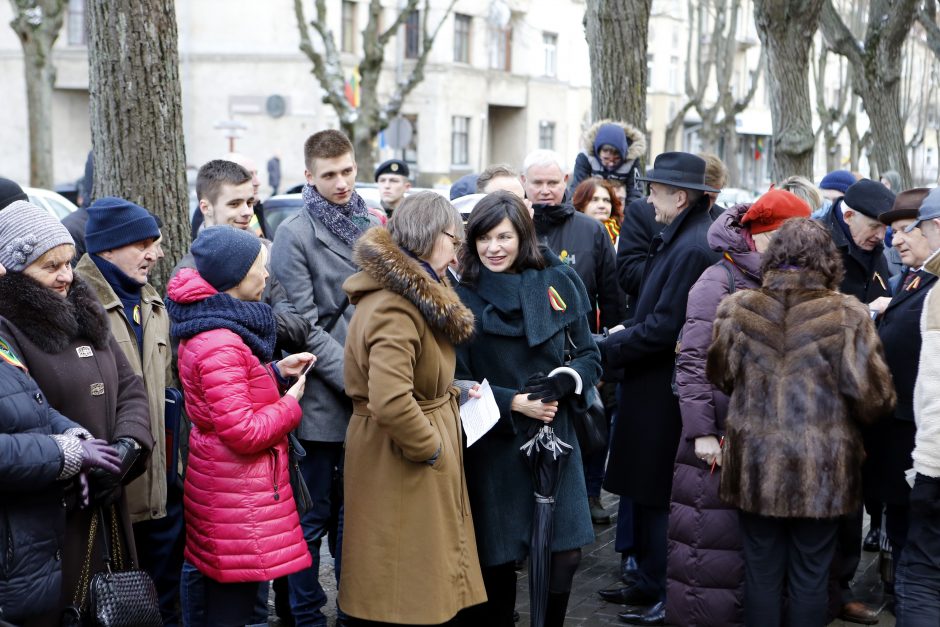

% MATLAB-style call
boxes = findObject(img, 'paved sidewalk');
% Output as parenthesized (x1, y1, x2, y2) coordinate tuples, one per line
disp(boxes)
(281, 491, 896, 626)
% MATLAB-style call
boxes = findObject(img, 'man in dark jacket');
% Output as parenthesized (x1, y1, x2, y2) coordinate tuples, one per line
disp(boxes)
(821, 179, 894, 305)
(598, 152, 721, 625)
(870, 189, 936, 573)
(522, 149, 625, 332)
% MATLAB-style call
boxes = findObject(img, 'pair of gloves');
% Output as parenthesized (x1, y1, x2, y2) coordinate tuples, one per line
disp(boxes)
(76, 437, 142, 508)
(523, 372, 578, 403)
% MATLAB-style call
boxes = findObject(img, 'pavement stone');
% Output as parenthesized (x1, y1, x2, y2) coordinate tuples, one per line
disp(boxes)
(271, 491, 896, 626)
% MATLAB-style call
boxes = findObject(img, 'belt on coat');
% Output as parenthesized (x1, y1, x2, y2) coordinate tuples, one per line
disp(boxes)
(352, 388, 458, 417)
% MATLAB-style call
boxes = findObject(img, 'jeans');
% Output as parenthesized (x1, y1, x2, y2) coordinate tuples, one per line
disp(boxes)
(132, 482, 185, 627)
(287, 440, 345, 626)
(739, 512, 839, 627)
(895, 474, 940, 626)
(180, 561, 264, 627)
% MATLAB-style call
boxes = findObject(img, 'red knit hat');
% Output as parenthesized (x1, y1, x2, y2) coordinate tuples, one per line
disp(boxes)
(740, 189, 812, 235)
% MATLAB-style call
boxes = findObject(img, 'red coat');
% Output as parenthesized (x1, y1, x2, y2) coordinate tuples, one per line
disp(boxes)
(171, 271, 310, 583)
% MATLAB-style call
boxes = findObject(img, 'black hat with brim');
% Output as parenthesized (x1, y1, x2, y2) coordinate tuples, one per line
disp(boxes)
(636, 152, 720, 193)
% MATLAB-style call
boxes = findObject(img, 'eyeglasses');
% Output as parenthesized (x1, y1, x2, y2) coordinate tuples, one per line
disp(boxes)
(443, 230, 461, 246)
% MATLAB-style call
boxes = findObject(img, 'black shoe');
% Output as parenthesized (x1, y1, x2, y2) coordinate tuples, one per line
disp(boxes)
(863, 526, 881, 552)
(618, 601, 665, 625)
(598, 584, 658, 606)
(621, 554, 639, 584)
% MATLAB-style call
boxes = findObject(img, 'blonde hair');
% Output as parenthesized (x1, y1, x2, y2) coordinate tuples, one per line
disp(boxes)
(777, 176, 823, 212)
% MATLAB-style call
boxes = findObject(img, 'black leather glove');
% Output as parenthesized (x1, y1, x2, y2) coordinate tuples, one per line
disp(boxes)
(275, 311, 311, 355)
(523, 372, 577, 402)
(88, 437, 142, 506)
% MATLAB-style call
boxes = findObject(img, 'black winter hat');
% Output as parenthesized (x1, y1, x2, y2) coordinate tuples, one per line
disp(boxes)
(0, 178, 27, 210)
(192, 226, 262, 293)
(843, 179, 896, 219)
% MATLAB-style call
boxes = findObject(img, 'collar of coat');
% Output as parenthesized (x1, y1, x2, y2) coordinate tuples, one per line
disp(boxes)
(824, 200, 884, 257)
(75, 253, 164, 314)
(349, 227, 475, 344)
(925, 247, 940, 276)
(658, 195, 712, 247)
(0, 272, 112, 353)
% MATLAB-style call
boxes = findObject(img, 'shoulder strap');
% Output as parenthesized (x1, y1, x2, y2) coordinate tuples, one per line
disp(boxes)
(722, 260, 736, 295)
(321, 296, 350, 334)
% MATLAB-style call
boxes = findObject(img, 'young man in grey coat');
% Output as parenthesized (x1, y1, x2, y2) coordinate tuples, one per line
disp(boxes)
(270, 130, 379, 625)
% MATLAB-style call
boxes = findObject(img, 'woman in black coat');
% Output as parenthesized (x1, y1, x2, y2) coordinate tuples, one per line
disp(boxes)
(0, 201, 152, 624)
(0, 257, 121, 625)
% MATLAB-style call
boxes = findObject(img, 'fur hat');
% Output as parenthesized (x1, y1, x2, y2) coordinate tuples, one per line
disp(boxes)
(0, 200, 75, 271)
(741, 189, 812, 234)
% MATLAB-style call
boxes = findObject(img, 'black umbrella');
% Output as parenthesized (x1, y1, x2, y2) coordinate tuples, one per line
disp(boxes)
(520, 424, 573, 627)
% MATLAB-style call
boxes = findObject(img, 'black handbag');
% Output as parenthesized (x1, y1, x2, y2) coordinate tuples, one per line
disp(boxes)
(288, 433, 313, 515)
(65, 506, 162, 627)
(563, 325, 609, 457)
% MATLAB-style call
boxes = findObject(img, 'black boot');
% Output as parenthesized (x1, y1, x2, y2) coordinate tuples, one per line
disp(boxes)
(545, 591, 571, 627)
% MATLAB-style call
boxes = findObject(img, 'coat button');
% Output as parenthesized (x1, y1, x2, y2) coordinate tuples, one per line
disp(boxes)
(34, 392, 43, 404)
(55, 549, 61, 561)
(61, 499, 67, 508)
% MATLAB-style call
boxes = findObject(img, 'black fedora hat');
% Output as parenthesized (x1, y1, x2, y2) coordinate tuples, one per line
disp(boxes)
(637, 152, 719, 193)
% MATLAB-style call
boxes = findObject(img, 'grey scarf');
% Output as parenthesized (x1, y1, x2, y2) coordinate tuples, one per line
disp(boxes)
(303, 183, 372, 247)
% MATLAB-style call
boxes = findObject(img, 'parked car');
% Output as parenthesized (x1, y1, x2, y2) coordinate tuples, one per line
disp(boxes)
(25, 186, 79, 220)
(264, 185, 449, 238)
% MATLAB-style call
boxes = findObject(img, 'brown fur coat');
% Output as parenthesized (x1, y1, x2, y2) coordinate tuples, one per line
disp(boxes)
(706, 269, 895, 518)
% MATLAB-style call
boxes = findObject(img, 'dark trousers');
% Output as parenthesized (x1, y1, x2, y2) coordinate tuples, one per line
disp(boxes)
(739, 512, 839, 627)
(833, 506, 864, 602)
(633, 504, 668, 600)
(583, 385, 616, 497)
(287, 440, 344, 626)
(895, 474, 940, 626)
(180, 561, 264, 627)
(615, 497, 636, 555)
(132, 481, 185, 627)
(885, 502, 911, 566)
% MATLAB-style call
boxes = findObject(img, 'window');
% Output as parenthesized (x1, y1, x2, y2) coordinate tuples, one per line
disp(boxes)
(646, 53, 654, 89)
(403, 114, 419, 164)
(539, 121, 555, 150)
(543, 32, 557, 78)
(405, 10, 420, 59)
(454, 14, 471, 63)
(451, 116, 470, 165)
(669, 55, 680, 93)
(488, 25, 512, 71)
(341, 1, 356, 53)
(67, 0, 85, 46)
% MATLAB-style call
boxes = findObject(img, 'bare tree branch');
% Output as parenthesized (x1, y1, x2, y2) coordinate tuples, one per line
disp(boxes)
(918, 3, 940, 60)
(294, 0, 354, 122)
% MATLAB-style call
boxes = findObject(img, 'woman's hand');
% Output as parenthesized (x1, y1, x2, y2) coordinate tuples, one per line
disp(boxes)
(512, 394, 558, 423)
(277, 352, 316, 378)
(468, 383, 483, 399)
(286, 376, 307, 401)
(694, 435, 722, 467)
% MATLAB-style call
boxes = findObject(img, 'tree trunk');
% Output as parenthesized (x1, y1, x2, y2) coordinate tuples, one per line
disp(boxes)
(753, 0, 824, 181)
(10, 0, 66, 188)
(585, 0, 651, 126)
(87, 0, 187, 294)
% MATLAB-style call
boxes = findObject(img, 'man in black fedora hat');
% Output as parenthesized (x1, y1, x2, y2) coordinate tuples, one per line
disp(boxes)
(598, 152, 721, 625)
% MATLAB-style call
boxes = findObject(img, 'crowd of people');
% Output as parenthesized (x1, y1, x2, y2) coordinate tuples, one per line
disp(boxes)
(0, 118, 938, 627)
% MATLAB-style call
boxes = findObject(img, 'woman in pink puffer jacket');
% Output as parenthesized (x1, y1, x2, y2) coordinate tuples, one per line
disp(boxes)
(166, 226, 314, 626)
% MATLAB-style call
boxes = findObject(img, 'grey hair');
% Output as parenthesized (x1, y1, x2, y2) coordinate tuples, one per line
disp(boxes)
(387, 191, 464, 257)
(522, 149, 567, 177)
(777, 176, 822, 212)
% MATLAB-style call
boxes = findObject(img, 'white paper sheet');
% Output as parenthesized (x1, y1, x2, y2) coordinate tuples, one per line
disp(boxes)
(459, 379, 500, 446)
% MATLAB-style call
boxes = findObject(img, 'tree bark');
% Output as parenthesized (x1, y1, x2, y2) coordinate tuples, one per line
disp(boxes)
(820, 0, 916, 187)
(87, 0, 188, 294)
(9, 0, 66, 188)
(753, 0, 825, 181)
(585, 0, 651, 127)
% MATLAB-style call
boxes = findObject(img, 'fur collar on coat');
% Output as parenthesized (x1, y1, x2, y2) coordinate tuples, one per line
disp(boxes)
(0, 272, 111, 353)
(580, 119, 647, 164)
(350, 227, 475, 345)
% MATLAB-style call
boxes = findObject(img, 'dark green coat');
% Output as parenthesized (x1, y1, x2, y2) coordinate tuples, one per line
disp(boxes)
(455, 253, 601, 567)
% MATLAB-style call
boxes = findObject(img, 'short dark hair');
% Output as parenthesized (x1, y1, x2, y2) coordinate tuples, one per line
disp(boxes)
(197, 160, 252, 206)
(304, 130, 354, 171)
(476, 164, 519, 193)
(760, 218, 844, 289)
(459, 191, 545, 285)
(571, 178, 624, 223)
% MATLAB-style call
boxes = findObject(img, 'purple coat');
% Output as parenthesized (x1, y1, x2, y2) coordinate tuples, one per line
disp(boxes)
(666, 205, 759, 627)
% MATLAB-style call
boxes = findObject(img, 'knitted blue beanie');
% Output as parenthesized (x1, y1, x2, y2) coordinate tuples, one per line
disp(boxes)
(818, 170, 856, 194)
(85, 196, 160, 254)
(191, 226, 262, 292)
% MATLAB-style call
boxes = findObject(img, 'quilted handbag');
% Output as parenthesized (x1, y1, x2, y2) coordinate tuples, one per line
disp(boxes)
(76, 506, 162, 627)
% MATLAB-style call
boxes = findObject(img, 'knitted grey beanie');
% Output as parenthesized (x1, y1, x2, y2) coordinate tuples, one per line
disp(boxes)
(0, 201, 75, 271)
